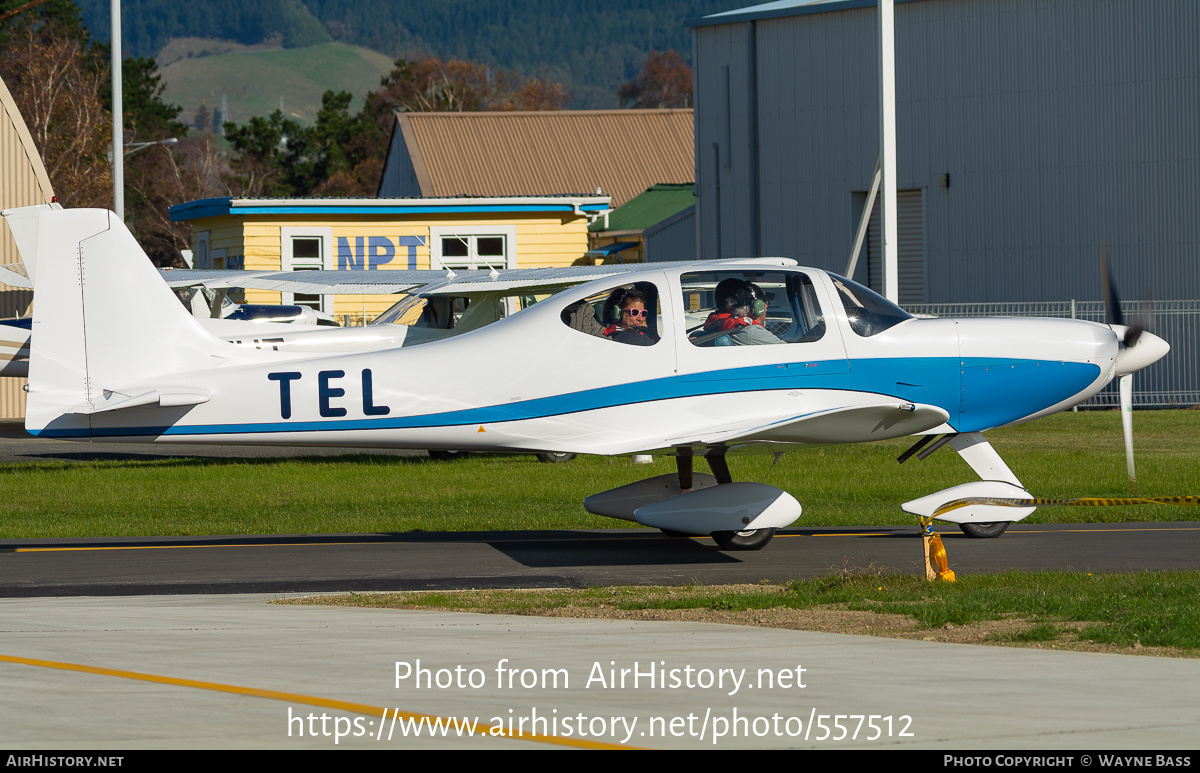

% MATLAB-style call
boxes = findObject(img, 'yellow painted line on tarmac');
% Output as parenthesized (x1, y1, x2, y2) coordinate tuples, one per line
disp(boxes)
(808, 532, 891, 537)
(13, 542, 366, 553)
(0, 653, 637, 749)
(995, 526, 1200, 533)
(802, 525, 1200, 538)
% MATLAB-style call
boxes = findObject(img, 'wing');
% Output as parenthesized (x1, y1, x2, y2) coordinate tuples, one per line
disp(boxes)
(659, 402, 951, 451)
(157, 269, 279, 289)
(155, 258, 800, 298)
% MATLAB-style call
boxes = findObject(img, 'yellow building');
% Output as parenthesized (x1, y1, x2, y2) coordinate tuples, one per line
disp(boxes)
(169, 195, 610, 323)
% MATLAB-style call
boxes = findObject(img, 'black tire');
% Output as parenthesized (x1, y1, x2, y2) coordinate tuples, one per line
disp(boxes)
(711, 528, 776, 551)
(428, 450, 466, 461)
(536, 452, 577, 464)
(958, 521, 1009, 539)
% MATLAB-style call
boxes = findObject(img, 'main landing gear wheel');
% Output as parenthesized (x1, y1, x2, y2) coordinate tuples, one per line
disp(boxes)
(428, 450, 467, 461)
(711, 528, 776, 551)
(536, 452, 577, 463)
(958, 521, 1009, 539)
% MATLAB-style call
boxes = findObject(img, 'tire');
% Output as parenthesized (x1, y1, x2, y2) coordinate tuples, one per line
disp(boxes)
(711, 528, 776, 551)
(536, 452, 577, 464)
(428, 450, 467, 461)
(958, 521, 1009, 539)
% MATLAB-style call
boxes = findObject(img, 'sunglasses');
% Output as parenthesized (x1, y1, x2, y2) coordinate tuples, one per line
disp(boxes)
(622, 308, 648, 318)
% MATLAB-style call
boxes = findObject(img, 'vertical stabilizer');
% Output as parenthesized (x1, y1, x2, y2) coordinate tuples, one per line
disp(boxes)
(20, 208, 223, 434)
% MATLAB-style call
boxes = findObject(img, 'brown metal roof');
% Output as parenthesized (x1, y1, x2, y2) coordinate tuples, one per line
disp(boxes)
(397, 109, 694, 208)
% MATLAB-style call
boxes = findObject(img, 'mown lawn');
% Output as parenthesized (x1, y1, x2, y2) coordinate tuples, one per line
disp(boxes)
(1, 410, 1197, 538)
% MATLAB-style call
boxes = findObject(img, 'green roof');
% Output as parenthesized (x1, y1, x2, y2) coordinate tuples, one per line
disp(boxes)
(589, 183, 695, 233)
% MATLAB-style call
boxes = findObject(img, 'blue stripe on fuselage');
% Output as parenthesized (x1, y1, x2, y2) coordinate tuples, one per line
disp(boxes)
(36, 357, 1101, 439)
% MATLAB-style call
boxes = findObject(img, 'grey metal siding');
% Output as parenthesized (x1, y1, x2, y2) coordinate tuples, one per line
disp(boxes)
(694, 22, 757, 258)
(866, 189, 926, 304)
(695, 0, 1200, 304)
(377, 127, 422, 198)
(645, 206, 697, 262)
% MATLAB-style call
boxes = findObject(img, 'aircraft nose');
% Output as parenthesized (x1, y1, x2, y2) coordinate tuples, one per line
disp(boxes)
(1113, 329, 1170, 376)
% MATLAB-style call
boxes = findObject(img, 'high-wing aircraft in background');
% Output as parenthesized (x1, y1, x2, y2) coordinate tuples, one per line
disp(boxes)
(5, 205, 1170, 550)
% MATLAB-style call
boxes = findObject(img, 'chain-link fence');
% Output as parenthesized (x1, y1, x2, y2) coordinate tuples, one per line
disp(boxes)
(903, 300, 1200, 408)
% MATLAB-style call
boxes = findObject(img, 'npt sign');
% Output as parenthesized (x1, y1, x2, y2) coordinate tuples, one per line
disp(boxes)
(337, 236, 425, 270)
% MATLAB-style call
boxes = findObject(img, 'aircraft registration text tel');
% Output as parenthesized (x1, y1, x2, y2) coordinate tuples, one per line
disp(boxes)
(270, 370, 389, 419)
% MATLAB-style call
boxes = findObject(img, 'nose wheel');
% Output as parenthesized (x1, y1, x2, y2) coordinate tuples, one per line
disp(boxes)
(958, 521, 1009, 538)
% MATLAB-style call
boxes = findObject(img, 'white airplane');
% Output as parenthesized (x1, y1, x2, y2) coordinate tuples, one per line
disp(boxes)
(6, 205, 1170, 550)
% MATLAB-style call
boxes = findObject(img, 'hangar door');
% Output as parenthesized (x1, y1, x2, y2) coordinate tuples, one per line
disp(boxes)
(866, 189, 925, 305)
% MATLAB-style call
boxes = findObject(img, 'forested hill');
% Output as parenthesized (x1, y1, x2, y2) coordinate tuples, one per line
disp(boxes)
(77, 0, 731, 106)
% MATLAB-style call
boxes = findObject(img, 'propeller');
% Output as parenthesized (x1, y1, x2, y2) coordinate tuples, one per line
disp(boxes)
(1101, 244, 1166, 492)
(1100, 243, 1148, 348)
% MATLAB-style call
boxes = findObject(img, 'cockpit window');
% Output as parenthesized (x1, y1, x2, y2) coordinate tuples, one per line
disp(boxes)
(372, 296, 470, 328)
(828, 274, 912, 337)
(681, 271, 825, 347)
(561, 281, 661, 346)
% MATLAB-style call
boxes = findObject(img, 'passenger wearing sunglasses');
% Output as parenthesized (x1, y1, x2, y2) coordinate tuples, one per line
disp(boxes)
(602, 287, 659, 346)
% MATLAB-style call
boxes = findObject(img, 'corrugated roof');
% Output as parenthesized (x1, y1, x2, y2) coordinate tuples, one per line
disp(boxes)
(589, 183, 696, 232)
(397, 110, 694, 208)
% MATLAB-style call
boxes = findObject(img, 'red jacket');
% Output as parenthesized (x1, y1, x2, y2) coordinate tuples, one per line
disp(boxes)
(703, 312, 759, 331)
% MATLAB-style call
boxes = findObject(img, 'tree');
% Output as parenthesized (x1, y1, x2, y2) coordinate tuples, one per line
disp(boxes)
(222, 56, 572, 199)
(125, 134, 231, 264)
(2, 0, 202, 263)
(618, 50, 692, 109)
(112, 54, 187, 140)
(373, 55, 571, 115)
(223, 109, 301, 197)
(0, 22, 112, 209)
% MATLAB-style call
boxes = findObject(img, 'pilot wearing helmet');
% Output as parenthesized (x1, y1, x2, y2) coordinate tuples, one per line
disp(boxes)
(701, 280, 784, 346)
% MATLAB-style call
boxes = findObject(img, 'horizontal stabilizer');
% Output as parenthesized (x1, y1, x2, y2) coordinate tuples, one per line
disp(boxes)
(78, 389, 211, 415)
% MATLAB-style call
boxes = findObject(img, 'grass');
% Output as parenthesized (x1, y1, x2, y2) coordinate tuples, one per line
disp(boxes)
(1, 410, 1198, 539)
(291, 569, 1200, 653)
(159, 42, 395, 126)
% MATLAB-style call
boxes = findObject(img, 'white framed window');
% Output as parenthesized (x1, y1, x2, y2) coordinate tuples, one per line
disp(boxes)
(429, 226, 517, 271)
(281, 226, 333, 312)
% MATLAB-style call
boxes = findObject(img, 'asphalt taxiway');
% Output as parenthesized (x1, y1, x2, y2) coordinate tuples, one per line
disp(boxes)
(3, 593, 1199, 750)
(3, 522, 1199, 596)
